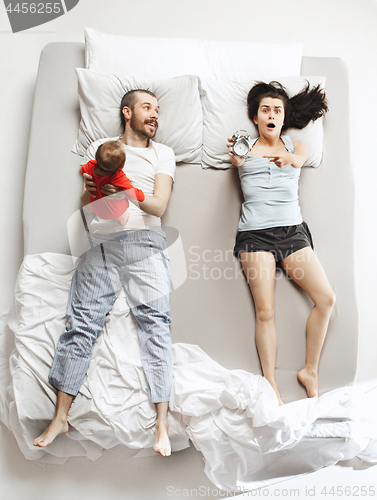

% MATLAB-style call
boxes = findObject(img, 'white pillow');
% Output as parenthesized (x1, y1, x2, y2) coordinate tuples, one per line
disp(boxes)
(85, 27, 303, 81)
(73, 69, 203, 164)
(200, 76, 326, 169)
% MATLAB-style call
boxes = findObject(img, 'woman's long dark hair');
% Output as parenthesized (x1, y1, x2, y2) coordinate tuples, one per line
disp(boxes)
(247, 81, 328, 130)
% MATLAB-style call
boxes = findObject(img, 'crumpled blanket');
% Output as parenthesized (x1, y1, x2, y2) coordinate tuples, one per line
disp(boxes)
(0, 253, 376, 490)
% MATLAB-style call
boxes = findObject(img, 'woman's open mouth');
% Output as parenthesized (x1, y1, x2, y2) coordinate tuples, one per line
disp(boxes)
(267, 123, 276, 129)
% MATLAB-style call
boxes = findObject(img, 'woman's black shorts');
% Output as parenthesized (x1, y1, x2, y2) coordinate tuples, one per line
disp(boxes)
(233, 222, 314, 262)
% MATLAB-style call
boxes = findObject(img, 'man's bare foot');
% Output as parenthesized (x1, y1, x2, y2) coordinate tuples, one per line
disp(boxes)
(33, 417, 69, 448)
(153, 420, 171, 457)
(117, 211, 130, 226)
(297, 368, 319, 398)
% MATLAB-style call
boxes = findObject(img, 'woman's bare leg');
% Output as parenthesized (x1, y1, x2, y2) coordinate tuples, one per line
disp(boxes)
(153, 401, 171, 456)
(240, 251, 283, 405)
(34, 391, 73, 447)
(281, 247, 336, 398)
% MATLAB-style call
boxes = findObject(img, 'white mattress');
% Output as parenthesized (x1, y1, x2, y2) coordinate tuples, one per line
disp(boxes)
(22, 44, 358, 400)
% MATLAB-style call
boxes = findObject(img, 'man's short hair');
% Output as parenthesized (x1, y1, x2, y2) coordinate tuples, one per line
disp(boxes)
(120, 89, 156, 128)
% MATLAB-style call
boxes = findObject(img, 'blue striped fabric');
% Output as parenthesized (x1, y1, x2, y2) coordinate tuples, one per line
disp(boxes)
(49, 230, 173, 403)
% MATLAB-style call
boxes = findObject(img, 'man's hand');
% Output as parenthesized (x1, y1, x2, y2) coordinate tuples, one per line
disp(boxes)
(101, 183, 122, 197)
(83, 173, 122, 198)
(82, 173, 97, 197)
(227, 136, 248, 167)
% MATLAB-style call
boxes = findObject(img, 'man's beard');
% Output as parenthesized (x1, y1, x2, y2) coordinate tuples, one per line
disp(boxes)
(130, 115, 158, 139)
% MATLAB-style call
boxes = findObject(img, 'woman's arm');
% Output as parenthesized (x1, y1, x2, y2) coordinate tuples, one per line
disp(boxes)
(291, 141, 308, 168)
(263, 141, 308, 169)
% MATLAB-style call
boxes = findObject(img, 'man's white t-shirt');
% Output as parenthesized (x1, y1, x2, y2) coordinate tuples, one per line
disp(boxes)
(83, 137, 176, 234)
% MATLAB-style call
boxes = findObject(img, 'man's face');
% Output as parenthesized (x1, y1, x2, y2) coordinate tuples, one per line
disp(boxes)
(128, 92, 159, 139)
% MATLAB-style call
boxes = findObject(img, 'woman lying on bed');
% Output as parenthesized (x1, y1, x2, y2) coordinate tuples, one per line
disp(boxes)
(228, 81, 334, 405)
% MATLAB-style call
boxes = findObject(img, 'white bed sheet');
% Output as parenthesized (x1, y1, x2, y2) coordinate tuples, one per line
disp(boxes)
(0, 253, 376, 490)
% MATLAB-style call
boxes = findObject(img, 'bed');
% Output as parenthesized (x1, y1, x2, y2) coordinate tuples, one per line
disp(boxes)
(1, 31, 376, 497)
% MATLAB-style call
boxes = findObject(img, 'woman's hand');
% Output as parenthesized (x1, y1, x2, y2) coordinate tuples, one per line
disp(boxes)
(264, 142, 308, 169)
(227, 136, 247, 167)
(263, 153, 292, 168)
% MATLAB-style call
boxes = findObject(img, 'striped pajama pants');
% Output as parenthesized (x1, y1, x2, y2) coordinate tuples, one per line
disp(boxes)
(49, 230, 173, 403)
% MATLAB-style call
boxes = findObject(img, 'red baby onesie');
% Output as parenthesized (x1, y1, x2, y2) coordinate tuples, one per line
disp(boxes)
(80, 160, 145, 220)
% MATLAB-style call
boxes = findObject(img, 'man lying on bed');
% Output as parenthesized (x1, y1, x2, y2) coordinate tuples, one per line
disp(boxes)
(34, 89, 176, 457)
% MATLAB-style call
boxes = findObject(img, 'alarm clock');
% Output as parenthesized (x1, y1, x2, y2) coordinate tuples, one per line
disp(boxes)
(231, 130, 252, 158)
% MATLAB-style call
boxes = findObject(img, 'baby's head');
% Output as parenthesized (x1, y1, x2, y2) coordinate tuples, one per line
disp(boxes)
(95, 141, 126, 175)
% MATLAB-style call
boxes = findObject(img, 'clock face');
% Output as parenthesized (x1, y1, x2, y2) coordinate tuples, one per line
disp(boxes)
(233, 138, 249, 157)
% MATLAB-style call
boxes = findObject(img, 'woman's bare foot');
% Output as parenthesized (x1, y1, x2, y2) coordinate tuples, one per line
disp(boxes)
(34, 417, 69, 447)
(297, 367, 319, 398)
(153, 420, 171, 456)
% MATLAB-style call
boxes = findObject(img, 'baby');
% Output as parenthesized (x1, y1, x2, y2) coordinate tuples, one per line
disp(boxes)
(80, 140, 145, 225)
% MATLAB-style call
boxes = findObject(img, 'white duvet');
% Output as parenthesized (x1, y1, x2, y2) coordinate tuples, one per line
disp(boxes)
(0, 253, 376, 490)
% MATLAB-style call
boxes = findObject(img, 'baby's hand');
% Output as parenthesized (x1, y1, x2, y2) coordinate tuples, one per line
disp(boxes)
(227, 137, 247, 167)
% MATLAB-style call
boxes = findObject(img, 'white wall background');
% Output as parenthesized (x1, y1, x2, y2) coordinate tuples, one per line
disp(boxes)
(0, 0, 377, 498)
